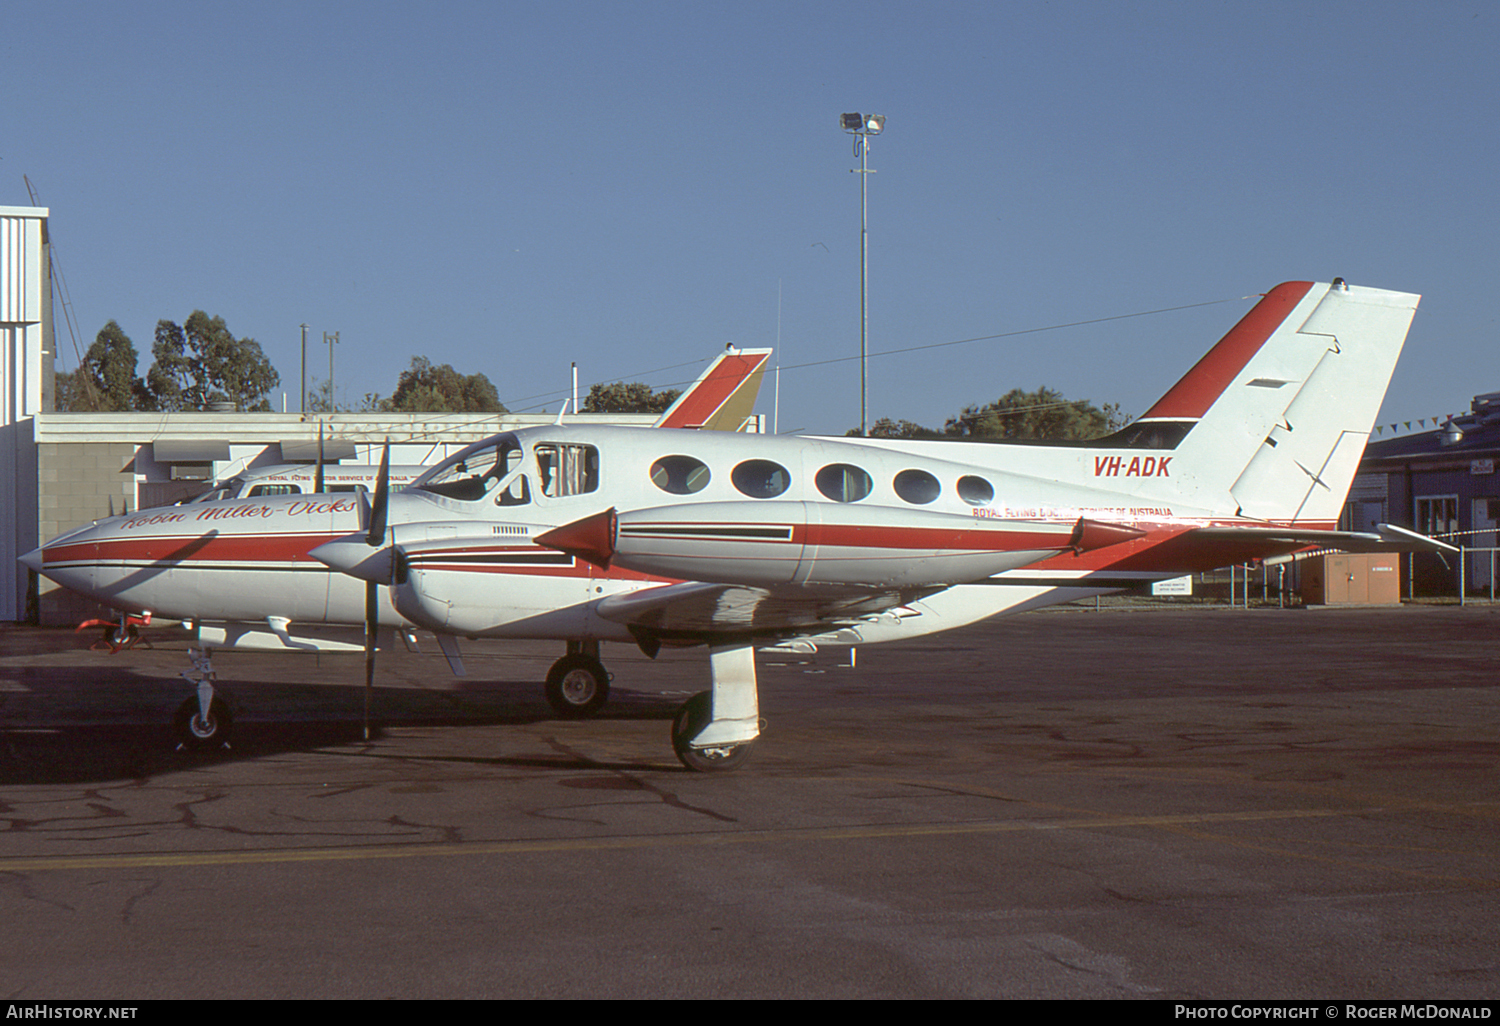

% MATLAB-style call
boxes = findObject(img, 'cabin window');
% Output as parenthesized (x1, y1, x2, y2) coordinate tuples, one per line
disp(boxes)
(893, 469, 940, 505)
(651, 455, 711, 495)
(732, 459, 791, 499)
(956, 475, 994, 506)
(249, 484, 301, 497)
(535, 443, 600, 498)
(815, 463, 872, 503)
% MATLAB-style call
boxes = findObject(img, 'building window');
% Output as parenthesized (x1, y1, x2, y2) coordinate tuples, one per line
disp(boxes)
(1416, 495, 1459, 538)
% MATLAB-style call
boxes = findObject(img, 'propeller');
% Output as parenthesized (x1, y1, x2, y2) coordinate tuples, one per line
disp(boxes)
(315, 420, 326, 494)
(362, 440, 391, 740)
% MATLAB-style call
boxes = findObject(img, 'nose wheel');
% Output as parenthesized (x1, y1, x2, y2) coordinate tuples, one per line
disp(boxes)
(173, 647, 233, 750)
(174, 695, 233, 750)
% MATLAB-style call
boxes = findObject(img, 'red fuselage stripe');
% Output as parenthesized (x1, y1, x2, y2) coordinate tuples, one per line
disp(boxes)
(45, 533, 341, 565)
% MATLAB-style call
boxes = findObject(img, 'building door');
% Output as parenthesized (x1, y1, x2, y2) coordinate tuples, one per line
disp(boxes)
(1414, 495, 1459, 596)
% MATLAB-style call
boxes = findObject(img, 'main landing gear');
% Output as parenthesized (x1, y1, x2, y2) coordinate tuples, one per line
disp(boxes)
(544, 639, 762, 772)
(545, 641, 611, 717)
(76, 611, 152, 653)
(669, 643, 760, 773)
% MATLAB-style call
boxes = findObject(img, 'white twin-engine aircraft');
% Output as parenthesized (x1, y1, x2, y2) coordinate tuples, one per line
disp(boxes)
(24, 281, 1444, 770)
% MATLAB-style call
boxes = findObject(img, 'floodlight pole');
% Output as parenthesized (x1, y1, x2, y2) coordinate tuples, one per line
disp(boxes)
(858, 134, 870, 436)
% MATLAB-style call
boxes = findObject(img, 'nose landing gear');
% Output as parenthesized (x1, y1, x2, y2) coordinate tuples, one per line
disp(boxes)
(173, 648, 232, 750)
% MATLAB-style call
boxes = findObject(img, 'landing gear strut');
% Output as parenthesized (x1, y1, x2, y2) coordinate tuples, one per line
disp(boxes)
(545, 641, 610, 717)
(76, 611, 152, 653)
(670, 643, 760, 772)
(173, 647, 233, 750)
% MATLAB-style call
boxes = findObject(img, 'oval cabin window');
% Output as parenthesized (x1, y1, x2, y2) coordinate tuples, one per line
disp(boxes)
(732, 459, 791, 499)
(815, 463, 873, 503)
(956, 475, 994, 506)
(893, 468, 941, 505)
(650, 455, 711, 495)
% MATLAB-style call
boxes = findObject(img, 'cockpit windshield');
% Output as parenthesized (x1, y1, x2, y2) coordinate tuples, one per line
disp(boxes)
(414, 434, 531, 505)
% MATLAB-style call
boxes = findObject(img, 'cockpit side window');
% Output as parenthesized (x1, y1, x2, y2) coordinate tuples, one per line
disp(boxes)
(535, 443, 599, 498)
(249, 484, 301, 497)
(417, 436, 530, 504)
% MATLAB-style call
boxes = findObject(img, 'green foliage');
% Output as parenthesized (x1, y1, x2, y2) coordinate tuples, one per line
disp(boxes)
(147, 311, 280, 411)
(387, 357, 505, 413)
(853, 387, 1127, 441)
(944, 387, 1126, 440)
(305, 378, 337, 414)
(846, 417, 939, 439)
(55, 321, 152, 411)
(581, 381, 681, 415)
(305, 378, 392, 413)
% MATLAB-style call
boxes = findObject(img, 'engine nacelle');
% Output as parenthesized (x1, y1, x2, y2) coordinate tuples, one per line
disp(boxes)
(538, 502, 1142, 589)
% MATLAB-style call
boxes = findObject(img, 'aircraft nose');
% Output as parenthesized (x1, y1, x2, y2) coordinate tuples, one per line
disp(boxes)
(17, 546, 45, 573)
(310, 536, 393, 583)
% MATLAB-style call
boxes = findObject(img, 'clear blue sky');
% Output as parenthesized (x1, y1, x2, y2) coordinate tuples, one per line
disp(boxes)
(8, 0, 1497, 436)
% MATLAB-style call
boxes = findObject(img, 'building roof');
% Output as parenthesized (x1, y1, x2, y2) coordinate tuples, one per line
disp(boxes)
(1362, 392, 1500, 465)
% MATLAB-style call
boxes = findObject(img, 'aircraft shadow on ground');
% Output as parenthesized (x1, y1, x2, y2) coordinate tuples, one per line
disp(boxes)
(0, 666, 684, 786)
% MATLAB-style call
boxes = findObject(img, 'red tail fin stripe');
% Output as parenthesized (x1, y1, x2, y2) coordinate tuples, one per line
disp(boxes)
(1140, 281, 1315, 421)
(655, 351, 769, 428)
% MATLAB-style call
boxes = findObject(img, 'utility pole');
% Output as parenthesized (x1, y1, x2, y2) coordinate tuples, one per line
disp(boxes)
(299, 324, 308, 413)
(323, 330, 339, 413)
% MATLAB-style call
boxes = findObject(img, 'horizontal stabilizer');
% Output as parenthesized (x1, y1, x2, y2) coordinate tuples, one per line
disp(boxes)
(1190, 522, 1458, 558)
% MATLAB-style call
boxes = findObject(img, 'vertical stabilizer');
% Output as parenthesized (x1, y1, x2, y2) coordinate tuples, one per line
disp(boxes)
(654, 348, 772, 430)
(1226, 282, 1419, 522)
(1130, 281, 1418, 519)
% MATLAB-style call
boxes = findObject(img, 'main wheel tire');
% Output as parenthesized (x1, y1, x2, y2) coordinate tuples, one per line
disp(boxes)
(173, 696, 233, 750)
(670, 691, 754, 772)
(545, 654, 610, 718)
(103, 624, 139, 649)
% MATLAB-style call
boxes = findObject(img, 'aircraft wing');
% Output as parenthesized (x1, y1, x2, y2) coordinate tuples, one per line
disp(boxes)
(593, 579, 929, 645)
